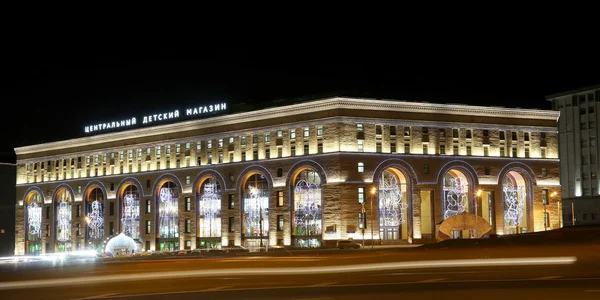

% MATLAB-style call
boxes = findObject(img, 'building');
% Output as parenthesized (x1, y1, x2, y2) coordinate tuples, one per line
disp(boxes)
(1, 162, 16, 257)
(13, 97, 561, 255)
(546, 84, 600, 226)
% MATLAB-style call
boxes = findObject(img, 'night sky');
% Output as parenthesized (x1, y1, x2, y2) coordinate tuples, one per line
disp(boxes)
(3, 45, 599, 164)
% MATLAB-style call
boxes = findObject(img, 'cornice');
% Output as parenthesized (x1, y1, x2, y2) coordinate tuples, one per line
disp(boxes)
(15, 97, 559, 155)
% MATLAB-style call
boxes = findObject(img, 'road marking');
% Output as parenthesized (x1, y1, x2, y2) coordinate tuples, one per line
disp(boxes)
(70, 293, 120, 300)
(531, 276, 563, 280)
(307, 282, 338, 287)
(416, 278, 447, 283)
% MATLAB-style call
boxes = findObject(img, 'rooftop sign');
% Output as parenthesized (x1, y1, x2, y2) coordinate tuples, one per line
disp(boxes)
(84, 102, 227, 134)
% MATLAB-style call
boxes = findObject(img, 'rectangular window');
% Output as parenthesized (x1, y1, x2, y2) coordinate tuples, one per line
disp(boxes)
(484, 166, 490, 175)
(357, 140, 364, 152)
(466, 129, 472, 139)
(404, 142, 410, 154)
(303, 143, 309, 155)
(452, 129, 459, 138)
(290, 130, 296, 139)
(440, 144, 446, 155)
(376, 125, 382, 135)
(277, 168, 283, 177)
(265, 133, 270, 142)
(229, 217, 235, 232)
(241, 136, 246, 145)
(277, 130, 283, 138)
(525, 148, 530, 158)
(404, 127, 411, 136)
(218, 152, 223, 163)
(484, 146, 489, 157)
(277, 215, 284, 231)
(185, 240, 191, 250)
(207, 154, 212, 164)
(423, 144, 428, 154)
(318, 142, 323, 154)
(146, 179, 151, 188)
(423, 164, 429, 174)
(390, 142, 396, 153)
(229, 152, 234, 162)
(185, 219, 191, 233)
(466, 145, 471, 156)
(146, 220, 151, 234)
(278, 147, 283, 157)
(500, 131, 505, 140)
(46, 206, 50, 219)
(265, 148, 270, 159)
(176, 144, 181, 153)
(453, 145, 459, 155)
(317, 125, 323, 136)
(358, 187, 365, 204)
(229, 194, 235, 209)
(278, 191, 284, 207)
(511, 131, 517, 141)
(390, 126, 396, 136)
(185, 197, 191, 212)
(304, 127, 310, 137)
(500, 146, 505, 157)
(218, 139, 223, 148)
(376, 142, 382, 153)
(512, 146, 517, 157)
(542, 168, 548, 177)
(358, 162, 364, 173)
(357, 124, 364, 132)
(146, 199, 151, 214)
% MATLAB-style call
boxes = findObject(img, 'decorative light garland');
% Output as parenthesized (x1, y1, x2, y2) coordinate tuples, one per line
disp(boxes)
(198, 182, 221, 237)
(159, 187, 178, 238)
(379, 172, 407, 227)
(443, 178, 467, 219)
(87, 200, 104, 239)
(27, 202, 42, 237)
(293, 179, 322, 236)
(503, 182, 525, 227)
(244, 185, 269, 237)
(122, 193, 139, 238)
(57, 202, 71, 242)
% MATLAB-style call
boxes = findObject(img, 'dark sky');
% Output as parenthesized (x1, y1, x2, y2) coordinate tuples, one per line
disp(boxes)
(3, 45, 599, 164)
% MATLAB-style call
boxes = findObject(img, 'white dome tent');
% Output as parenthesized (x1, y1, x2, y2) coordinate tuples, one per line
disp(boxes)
(104, 233, 138, 256)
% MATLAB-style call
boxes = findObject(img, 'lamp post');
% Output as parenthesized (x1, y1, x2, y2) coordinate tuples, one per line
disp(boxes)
(476, 189, 482, 216)
(370, 187, 376, 249)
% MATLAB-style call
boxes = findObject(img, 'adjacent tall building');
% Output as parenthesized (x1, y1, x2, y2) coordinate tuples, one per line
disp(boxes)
(547, 84, 600, 225)
(14, 97, 561, 255)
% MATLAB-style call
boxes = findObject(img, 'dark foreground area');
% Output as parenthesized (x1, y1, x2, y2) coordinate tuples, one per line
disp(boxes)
(1, 225, 599, 300)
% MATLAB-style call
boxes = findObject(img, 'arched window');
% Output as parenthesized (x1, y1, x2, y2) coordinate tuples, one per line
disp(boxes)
(242, 173, 269, 248)
(26, 192, 43, 254)
(503, 171, 528, 234)
(197, 177, 221, 248)
(86, 187, 105, 240)
(55, 189, 72, 252)
(378, 169, 408, 240)
(443, 170, 470, 219)
(292, 169, 322, 248)
(121, 185, 140, 239)
(158, 182, 179, 239)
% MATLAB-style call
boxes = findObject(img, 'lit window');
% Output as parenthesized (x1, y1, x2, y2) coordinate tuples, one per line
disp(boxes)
(358, 162, 364, 173)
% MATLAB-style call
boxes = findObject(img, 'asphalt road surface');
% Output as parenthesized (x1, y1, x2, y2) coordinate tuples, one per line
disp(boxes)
(1, 242, 600, 300)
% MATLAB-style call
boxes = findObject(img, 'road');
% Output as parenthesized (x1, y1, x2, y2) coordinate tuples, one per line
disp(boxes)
(1, 242, 600, 299)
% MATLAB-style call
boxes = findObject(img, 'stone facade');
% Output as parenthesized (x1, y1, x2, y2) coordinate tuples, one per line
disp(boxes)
(14, 97, 561, 255)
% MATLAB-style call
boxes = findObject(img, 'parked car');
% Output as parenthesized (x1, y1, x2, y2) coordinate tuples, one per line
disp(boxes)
(336, 240, 362, 249)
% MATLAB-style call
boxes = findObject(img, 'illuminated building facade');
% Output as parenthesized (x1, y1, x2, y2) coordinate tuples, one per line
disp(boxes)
(547, 84, 600, 225)
(14, 97, 561, 255)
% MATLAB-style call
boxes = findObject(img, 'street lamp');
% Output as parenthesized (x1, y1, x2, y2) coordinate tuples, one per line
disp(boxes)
(476, 189, 482, 216)
(370, 187, 376, 249)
